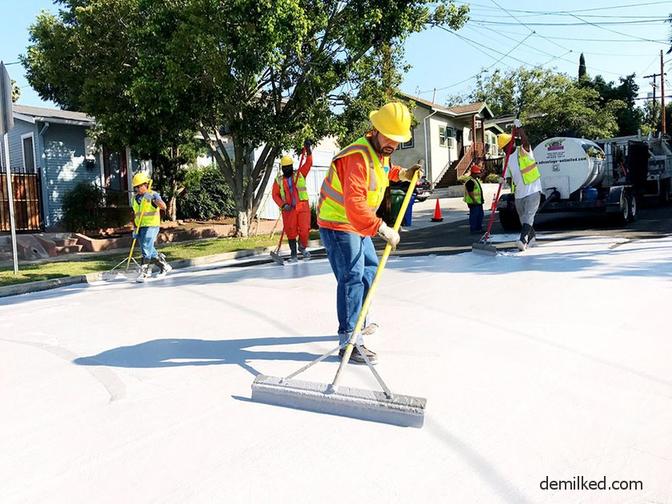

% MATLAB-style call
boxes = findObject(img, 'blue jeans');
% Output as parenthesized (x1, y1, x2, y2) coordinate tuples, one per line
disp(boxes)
(138, 226, 160, 260)
(319, 228, 378, 346)
(468, 204, 484, 233)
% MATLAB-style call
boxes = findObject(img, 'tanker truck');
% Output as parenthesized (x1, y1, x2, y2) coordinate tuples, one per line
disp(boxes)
(497, 137, 638, 230)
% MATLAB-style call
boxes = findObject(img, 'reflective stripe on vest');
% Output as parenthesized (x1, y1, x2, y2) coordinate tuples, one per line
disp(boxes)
(318, 137, 389, 224)
(132, 194, 161, 227)
(463, 177, 483, 205)
(518, 147, 541, 185)
(277, 172, 308, 202)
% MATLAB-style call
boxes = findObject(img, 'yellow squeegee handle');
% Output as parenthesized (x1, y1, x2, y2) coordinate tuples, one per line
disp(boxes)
(330, 166, 421, 389)
(125, 180, 152, 270)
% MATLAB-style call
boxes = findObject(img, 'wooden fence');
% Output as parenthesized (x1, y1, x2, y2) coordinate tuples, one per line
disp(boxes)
(0, 173, 43, 232)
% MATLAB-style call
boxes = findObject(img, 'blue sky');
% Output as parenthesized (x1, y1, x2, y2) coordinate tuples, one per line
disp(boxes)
(1, 0, 671, 110)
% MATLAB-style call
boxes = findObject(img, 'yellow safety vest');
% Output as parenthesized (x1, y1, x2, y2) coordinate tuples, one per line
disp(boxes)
(518, 147, 541, 185)
(277, 172, 308, 202)
(132, 193, 161, 227)
(318, 137, 389, 225)
(510, 147, 541, 193)
(463, 177, 483, 205)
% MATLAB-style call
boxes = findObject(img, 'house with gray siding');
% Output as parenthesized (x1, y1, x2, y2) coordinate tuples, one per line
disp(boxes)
(0, 104, 146, 230)
(393, 94, 504, 187)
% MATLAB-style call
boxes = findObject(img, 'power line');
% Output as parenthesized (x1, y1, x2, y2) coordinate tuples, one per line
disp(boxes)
(469, 12, 672, 20)
(463, 23, 625, 77)
(457, 1, 672, 15)
(422, 30, 535, 93)
(472, 19, 669, 26)
(566, 13, 671, 45)
(488, 0, 573, 52)
(470, 22, 670, 43)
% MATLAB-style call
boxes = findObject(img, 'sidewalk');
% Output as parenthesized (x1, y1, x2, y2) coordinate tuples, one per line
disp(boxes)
(402, 184, 506, 231)
(0, 239, 323, 299)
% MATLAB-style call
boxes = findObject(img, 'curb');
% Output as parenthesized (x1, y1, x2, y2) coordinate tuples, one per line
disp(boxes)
(0, 239, 323, 300)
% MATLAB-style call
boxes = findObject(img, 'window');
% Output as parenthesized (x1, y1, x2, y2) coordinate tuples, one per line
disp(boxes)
(400, 129, 415, 149)
(439, 126, 454, 148)
(21, 134, 36, 173)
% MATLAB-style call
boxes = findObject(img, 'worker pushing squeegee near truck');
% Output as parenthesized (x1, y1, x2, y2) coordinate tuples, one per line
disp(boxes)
(497, 118, 543, 251)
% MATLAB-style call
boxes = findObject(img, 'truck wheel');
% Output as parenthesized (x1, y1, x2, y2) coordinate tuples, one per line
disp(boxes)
(499, 209, 521, 231)
(611, 192, 629, 226)
(627, 193, 637, 222)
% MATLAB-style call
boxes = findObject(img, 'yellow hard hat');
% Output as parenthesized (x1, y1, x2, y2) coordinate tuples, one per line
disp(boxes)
(132, 172, 151, 187)
(497, 133, 513, 150)
(280, 155, 293, 167)
(369, 102, 412, 143)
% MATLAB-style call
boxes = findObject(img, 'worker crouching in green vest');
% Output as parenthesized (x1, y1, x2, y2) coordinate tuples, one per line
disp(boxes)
(131, 172, 172, 282)
(464, 164, 484, 234)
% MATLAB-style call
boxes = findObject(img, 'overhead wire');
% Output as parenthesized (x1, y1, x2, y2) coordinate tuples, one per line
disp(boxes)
(456, 1, 672, 15)
(488, 0, 573, 52)
(472, 19, 669, 26)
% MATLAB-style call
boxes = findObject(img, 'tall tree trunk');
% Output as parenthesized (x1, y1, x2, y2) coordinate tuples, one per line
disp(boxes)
(167, 179, 179, 221)
(236, 206, 249, 237)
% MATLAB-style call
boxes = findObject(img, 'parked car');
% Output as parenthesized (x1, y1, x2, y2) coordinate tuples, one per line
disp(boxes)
(414, 176, 432, 202)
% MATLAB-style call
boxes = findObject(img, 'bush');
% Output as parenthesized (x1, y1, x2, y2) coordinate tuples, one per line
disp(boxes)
(62, 183, 132, 232)
(485, 173, 500, 183)
(178, 166, 236, 220)
(62, 182, 106, 232)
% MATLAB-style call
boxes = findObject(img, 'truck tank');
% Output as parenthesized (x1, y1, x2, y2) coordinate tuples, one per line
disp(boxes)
(533, 137, 607, 199)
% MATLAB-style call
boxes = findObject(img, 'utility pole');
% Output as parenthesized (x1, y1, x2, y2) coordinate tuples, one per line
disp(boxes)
(644, 71, 661, 132)
(661, 50, 666, 135)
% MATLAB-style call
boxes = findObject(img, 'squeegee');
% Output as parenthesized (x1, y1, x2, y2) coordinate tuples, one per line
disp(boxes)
(251, 167, 427, 428)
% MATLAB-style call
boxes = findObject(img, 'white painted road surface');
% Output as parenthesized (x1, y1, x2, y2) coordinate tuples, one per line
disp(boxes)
(1, 235, 671, 503)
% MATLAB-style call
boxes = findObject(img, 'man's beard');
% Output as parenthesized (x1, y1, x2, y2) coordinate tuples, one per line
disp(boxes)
(371, 133, 395, 156)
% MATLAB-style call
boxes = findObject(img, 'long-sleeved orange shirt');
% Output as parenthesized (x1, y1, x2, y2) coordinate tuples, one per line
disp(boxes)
(272, 154, 313, 211)
(319, 150, 401, 237)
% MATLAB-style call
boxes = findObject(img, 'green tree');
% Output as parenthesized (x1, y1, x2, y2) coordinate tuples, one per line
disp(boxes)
(23, 0, 468, 236)
(578, 53, 587, 83)
(466, 67, 624, 145)
(589, 73, 642, 135)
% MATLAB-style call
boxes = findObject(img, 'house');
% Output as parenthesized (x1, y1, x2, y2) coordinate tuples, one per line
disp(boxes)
(0, 104, 147, 231)
(392, 94, 504, 187)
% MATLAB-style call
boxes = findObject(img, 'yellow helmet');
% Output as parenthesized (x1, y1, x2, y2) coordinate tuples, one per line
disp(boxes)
(497, 133, 513, 150)
(132, 172, 151, 187)
(369, 102, 412, 143)
(280, 155, 293, 167)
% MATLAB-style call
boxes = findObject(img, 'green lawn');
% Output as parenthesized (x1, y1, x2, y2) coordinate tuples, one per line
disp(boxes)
(0, 231, 319, 288)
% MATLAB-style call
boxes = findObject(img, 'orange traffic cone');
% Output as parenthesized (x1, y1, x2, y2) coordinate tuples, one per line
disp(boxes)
(431, 199, 443, 222)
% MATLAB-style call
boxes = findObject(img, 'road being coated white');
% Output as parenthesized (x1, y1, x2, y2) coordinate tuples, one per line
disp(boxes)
(1, 235, 671, 504)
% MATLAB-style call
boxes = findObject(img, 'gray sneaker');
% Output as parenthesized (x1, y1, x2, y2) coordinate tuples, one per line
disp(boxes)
(136, 264, 151, 283)
(361, 323, 379, 336)
(299, 246, 311, 260)
(339, 345, 378, 365)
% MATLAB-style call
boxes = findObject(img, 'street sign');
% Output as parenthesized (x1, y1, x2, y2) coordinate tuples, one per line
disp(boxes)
(0, 61, 14, 135)
(0, 61, 19, 274)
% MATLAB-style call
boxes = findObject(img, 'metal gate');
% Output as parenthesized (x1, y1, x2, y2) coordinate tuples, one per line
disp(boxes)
(0, 172, 43, 231)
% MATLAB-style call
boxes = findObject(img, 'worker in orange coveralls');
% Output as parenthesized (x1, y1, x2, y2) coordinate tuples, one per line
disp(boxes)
(318, 102, 422, 364)
(272, 140, 313, 262)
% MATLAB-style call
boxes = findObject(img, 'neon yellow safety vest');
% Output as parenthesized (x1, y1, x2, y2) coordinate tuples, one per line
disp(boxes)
(510, 147, 541, 193)
(517, 147, 541, 185)
(318, 137, 389, 225)
(132, 193, 161, 227)
(463, 177, 483, 205)
(276, 172, 308, 202)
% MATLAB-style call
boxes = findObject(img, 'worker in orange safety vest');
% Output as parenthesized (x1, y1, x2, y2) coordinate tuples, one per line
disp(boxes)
(272, 140, 313, 262)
